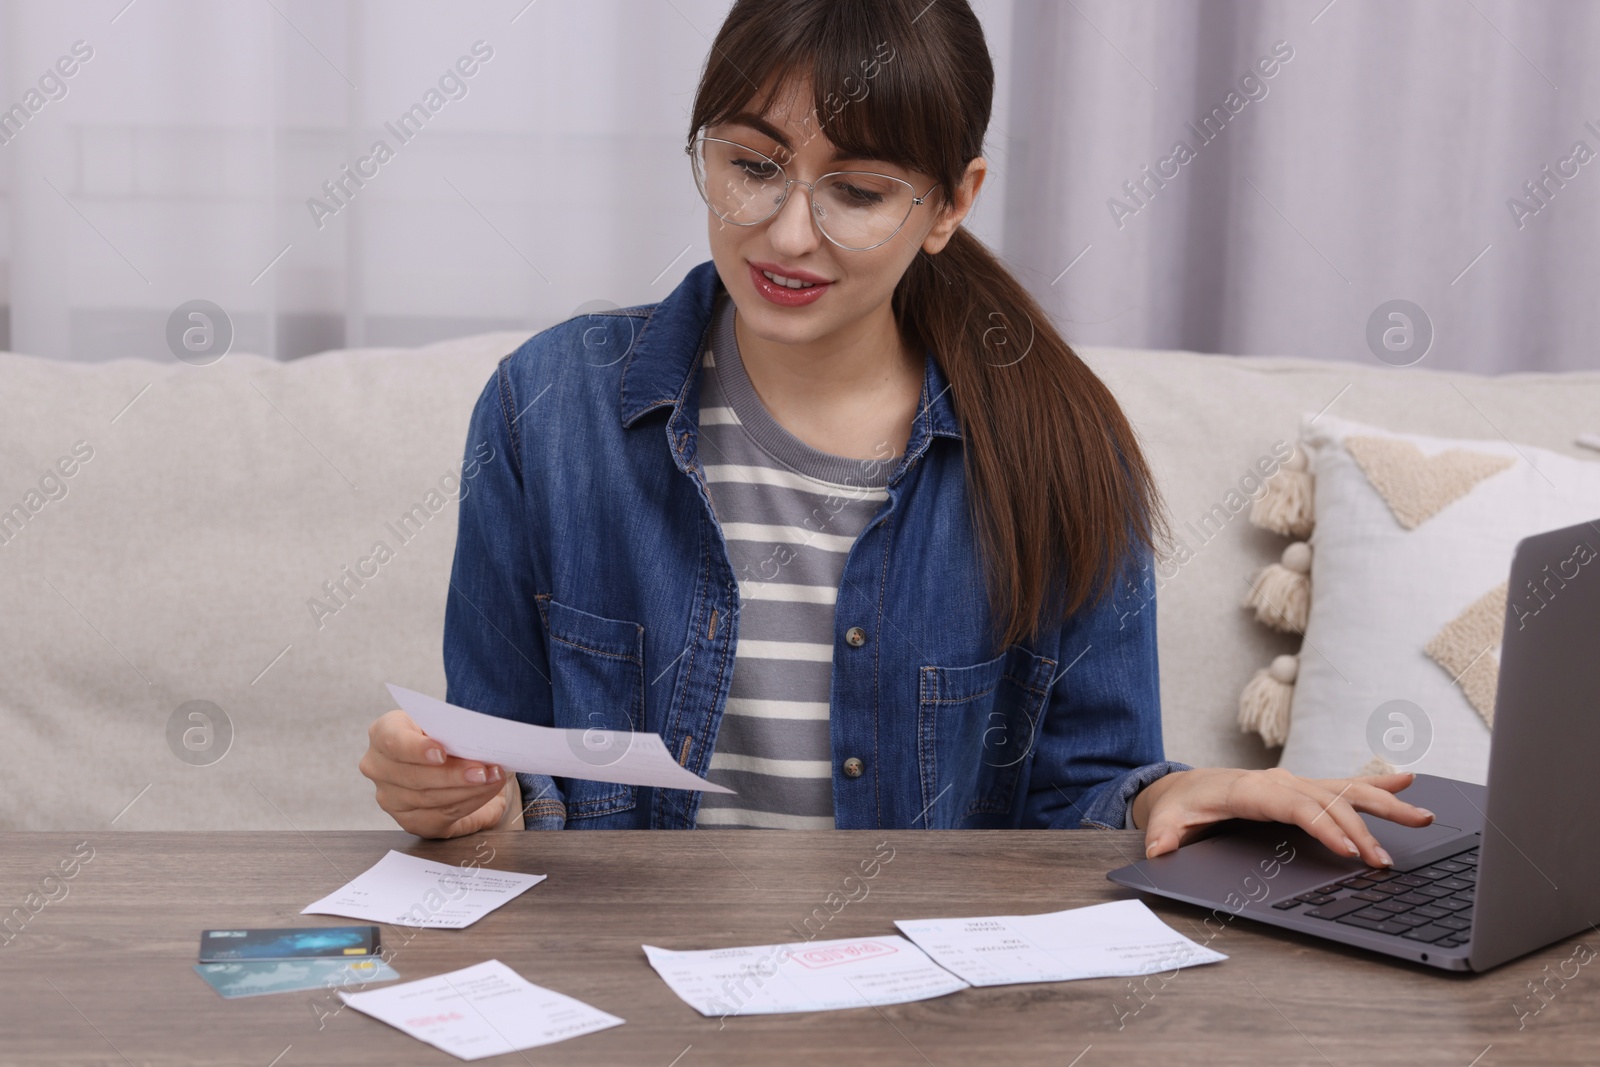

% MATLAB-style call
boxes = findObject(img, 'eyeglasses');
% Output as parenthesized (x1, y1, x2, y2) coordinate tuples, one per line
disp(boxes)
(687, 135, 940, 252)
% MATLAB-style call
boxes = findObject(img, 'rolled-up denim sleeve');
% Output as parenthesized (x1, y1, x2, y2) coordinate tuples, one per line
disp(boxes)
(1022, 538, 1190, 831)
(442, 359, 565, 830)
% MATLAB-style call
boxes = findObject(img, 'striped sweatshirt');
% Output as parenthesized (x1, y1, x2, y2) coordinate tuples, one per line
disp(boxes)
(693, 291, 893, 828)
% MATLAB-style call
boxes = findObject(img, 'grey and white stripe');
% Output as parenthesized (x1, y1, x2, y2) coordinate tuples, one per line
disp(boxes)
(694, 290, 892, 829)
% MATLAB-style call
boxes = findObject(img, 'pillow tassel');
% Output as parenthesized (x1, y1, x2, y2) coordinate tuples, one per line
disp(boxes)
(1249, 449, 1313, 537)
(1238, 654, 1298, 747)
(1243, 541, 1312, 632)
(1359, 754, 1398, 776)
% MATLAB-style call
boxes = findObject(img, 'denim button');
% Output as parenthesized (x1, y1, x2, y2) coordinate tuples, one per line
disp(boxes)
(845, 626, 866, 647)
(842, 757, 865, 778)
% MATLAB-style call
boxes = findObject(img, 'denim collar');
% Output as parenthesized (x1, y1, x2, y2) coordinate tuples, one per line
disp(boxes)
(619, 258, 963, 450)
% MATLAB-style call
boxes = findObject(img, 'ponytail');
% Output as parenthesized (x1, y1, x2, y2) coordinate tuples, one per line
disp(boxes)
(894, 227, 1168, 649)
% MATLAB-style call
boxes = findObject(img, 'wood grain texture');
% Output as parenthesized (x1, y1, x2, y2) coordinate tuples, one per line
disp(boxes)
(0, 830, 1594, 1066)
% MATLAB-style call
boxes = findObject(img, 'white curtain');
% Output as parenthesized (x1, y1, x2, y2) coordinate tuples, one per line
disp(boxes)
(1006, 0, 1600, 374)
(1, 0, 1593, 373)
(0, 0, 803, 361)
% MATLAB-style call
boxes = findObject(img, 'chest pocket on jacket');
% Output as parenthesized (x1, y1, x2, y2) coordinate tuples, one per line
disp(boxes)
(917, 644, 1057, 825)
(535, 594, 644, 823)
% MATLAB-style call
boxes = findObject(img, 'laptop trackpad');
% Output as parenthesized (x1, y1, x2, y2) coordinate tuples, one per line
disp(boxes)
(1363, 812, 1465, 857)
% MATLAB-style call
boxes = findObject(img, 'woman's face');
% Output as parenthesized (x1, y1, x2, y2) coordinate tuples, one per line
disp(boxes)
(701, 77, 977, 350)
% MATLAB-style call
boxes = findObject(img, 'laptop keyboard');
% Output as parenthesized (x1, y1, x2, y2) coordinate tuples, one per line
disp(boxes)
(1269, 846, 1477, 949)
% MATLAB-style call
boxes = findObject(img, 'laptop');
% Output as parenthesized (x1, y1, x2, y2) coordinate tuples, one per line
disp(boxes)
(1107, 517, 1600, 972)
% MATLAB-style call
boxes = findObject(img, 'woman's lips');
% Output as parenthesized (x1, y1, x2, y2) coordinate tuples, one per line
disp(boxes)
(749, 261, 830, 307)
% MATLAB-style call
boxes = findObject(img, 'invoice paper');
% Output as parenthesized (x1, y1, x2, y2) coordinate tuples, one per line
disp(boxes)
(642, 935, 969, 1017)
(302, 850, 544, 929)
(386, 683, 733, 793)
(338, 959, 622, 1060)
(893, 899, 1227, 986)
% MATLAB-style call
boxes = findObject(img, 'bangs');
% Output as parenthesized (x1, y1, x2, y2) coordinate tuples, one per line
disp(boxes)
(690, 0, 984, 204)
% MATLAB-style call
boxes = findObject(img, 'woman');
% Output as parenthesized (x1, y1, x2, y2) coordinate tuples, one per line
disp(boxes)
(359, 0, 1433, 863)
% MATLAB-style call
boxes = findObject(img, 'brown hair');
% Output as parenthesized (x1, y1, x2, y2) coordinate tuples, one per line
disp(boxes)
(689, 0, 1168, 651)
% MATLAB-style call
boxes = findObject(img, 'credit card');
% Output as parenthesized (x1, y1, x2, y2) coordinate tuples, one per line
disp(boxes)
(193, 957, 400, 1000)
(199, 925, 380, 962)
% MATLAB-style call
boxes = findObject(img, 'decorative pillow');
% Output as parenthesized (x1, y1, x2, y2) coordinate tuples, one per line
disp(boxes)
(1266, 414, 1600, 783)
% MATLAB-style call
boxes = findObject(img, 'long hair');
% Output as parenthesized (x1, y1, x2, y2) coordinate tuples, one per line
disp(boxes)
(688, 0, 1168, 651)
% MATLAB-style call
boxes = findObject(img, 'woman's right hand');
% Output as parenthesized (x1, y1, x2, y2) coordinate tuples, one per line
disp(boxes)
(360, 709, 510, 838)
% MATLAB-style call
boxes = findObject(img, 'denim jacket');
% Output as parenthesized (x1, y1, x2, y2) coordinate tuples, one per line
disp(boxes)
(442, 258, 1188, 832)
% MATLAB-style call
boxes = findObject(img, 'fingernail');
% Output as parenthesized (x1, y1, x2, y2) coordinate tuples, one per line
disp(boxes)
(1417, 808, 1435, 820)
(465, 766, 486, 784)
(1376, 846, 1394, 867)
(1343, 837, 1359, 856)
(426, 748, 445, 765)
(488, 765, 503, 782)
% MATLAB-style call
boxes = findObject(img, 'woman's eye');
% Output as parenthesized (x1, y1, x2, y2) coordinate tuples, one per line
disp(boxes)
(733, 157, 780, 179)
(838, 183, 884, 205)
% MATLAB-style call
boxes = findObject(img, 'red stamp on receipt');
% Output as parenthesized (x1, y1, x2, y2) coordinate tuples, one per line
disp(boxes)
(792, 940, 898, 969)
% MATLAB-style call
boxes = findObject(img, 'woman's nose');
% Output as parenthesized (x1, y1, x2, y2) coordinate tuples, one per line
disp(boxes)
(766, 181, 823, 254)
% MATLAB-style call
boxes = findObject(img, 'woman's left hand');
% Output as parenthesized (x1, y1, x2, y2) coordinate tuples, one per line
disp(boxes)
(1130, 767, 1436, 868)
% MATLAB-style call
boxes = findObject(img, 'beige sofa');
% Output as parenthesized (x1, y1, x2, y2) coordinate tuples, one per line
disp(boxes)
(4, 331, 1597, 831)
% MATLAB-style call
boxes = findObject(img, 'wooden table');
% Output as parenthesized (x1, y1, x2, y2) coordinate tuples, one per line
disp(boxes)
(1, 830, 1594, 1065)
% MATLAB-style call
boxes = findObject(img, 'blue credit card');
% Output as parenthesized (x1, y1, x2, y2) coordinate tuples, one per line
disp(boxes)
(193, 957, 400, 999)
(199, 925, 380, 962)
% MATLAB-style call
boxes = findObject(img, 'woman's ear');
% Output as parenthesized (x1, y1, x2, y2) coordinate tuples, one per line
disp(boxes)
(921, 156, 988, 255)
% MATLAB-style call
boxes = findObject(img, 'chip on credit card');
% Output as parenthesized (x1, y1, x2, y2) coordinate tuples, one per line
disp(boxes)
(199, 925, 380, 963)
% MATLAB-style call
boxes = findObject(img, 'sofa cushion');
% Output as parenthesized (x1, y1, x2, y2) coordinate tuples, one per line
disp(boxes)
(0, 335, 520, 831)
(1273, 413, 1600, 783)
(3, 333, 1598, 829)
(1074, 347, 1600, 777)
